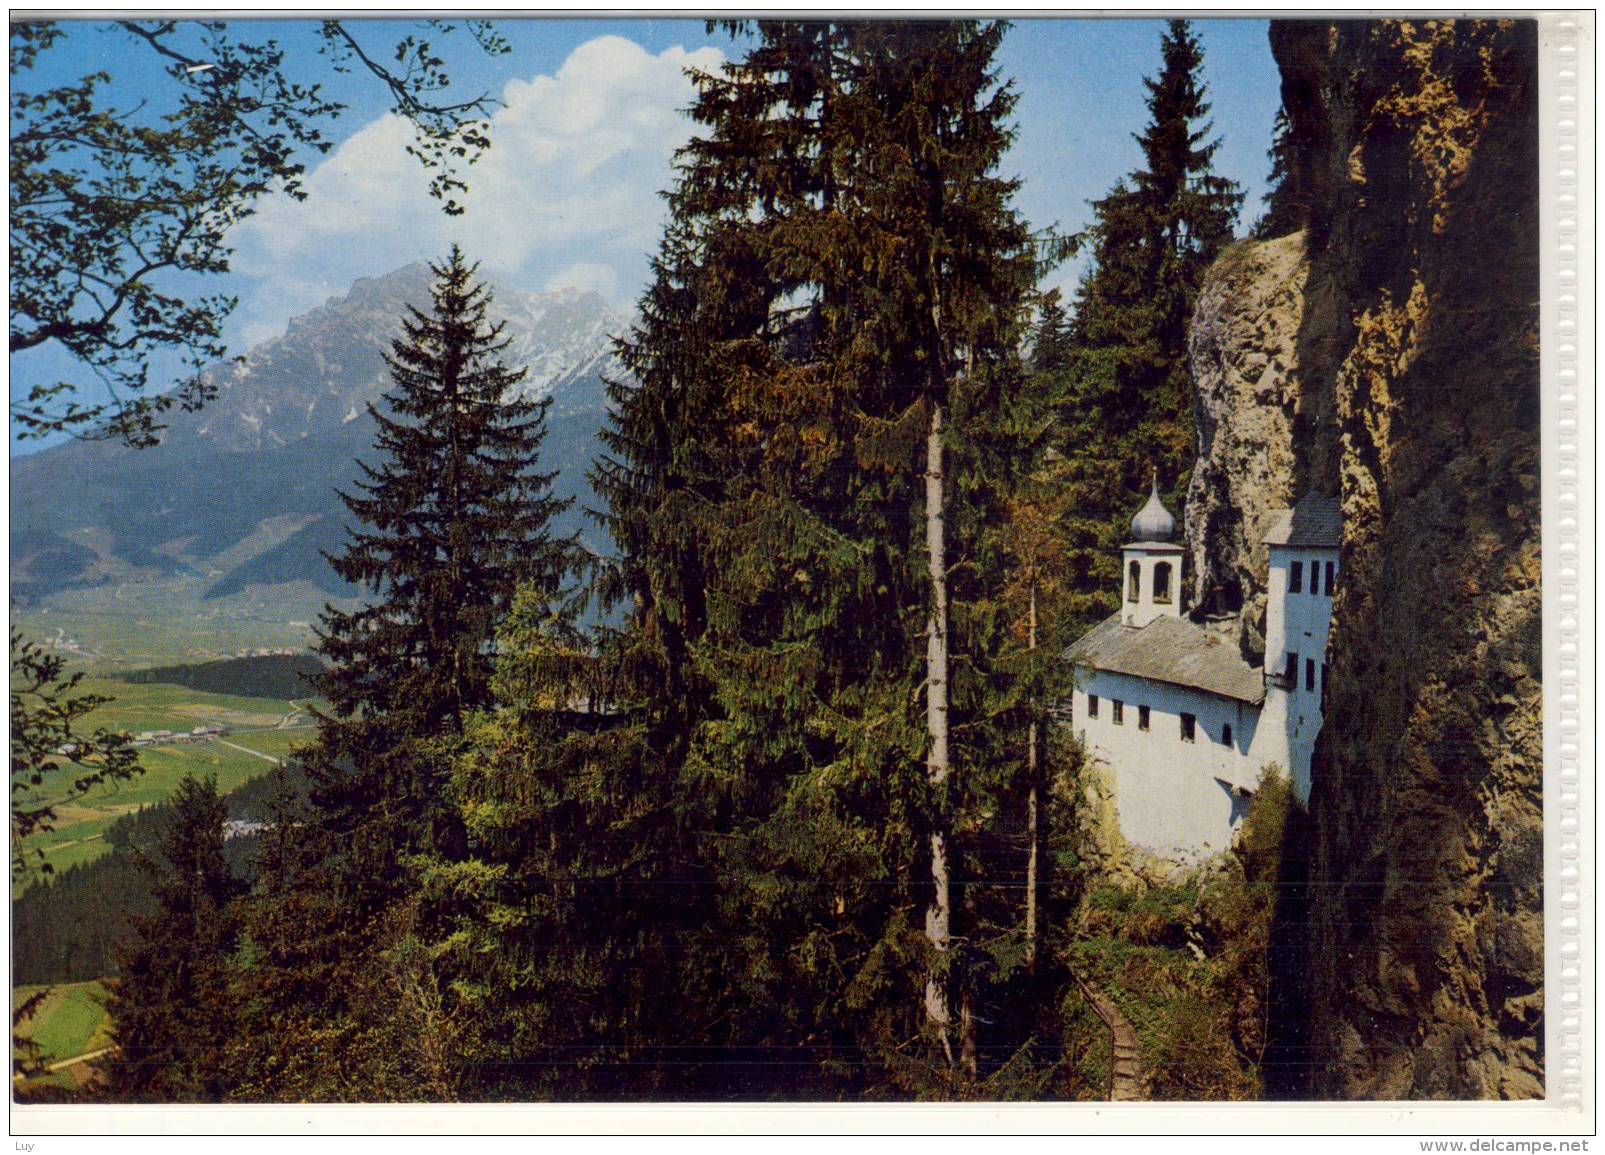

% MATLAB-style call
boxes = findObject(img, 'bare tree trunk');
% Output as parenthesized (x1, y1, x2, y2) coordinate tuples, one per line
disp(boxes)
(924, 396, 954, 1064)
(1026, 580, 1040, 973)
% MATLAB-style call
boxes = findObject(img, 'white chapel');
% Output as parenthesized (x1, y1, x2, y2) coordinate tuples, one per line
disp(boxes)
(1065, 482, 1341, 862)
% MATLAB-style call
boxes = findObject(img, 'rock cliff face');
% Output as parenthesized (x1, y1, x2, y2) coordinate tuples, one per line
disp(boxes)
(1191, 19, 1542, 1098)
(1185, 230, 1313, 663)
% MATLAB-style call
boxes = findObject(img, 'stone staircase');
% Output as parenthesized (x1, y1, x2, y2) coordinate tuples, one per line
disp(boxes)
(1077, 978, 1144, 1100)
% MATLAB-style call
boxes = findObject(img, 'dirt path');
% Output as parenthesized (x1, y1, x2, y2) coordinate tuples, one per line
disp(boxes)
(46, 1045, 115, 1073)
(11, 1046, 116, 1083)
(217, 739, 284, 765)
(1077, 978, 1144, 1101)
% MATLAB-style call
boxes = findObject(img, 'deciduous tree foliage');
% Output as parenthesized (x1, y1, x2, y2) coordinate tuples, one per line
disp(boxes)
(9, 18, 509, 445)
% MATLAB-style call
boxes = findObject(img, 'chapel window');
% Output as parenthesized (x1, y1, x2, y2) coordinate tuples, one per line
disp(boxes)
(1154, 562, 1173, 604)
(1290, 560, 1304, 594)
(1127, 560, 1141, 603)
(1138, 705, 1150, 731)
(1180, 713, 1195, 742)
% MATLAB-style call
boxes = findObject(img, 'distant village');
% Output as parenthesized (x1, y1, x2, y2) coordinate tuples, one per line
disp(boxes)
(129, 723, 227, 748)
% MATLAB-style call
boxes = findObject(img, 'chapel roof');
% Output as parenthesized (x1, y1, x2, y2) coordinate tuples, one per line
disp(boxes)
(1066, 613, 1266, 705)
(1263, 492, 1342, 549)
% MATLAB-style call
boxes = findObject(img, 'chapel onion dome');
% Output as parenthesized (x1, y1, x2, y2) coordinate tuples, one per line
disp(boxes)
(1131, 477, 1178, 542)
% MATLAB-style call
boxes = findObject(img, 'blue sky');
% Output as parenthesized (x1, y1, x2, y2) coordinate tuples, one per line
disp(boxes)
(12, 18, 1280, 450)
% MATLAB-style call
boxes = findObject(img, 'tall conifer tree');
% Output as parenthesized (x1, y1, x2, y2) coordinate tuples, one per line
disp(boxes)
(102, 774, 244, 1101)
(229, 247, 572, 1097)
(435, 21, 1051, 1097)
(1255, 108, 1305, 239)
(434, 27, 848, 1098)
(624, 19, 1039, 1086)
(1059, 19, 1242, 629)
(305, 244, 571, 904)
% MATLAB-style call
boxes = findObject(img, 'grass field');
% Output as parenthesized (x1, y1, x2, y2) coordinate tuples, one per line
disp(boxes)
(13, 575, 341, 670)
(10, 620, 325, 1093)
(13, 981, 112, 1064)
(43, 676, 310, 736)
(12, 981, 113, 1094)
(13, 678, 317, 884)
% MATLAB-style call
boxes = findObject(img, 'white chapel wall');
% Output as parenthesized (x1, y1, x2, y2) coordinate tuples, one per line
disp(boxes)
(1072, 669, 1260, 861)
(1261, 543, 1338, 801)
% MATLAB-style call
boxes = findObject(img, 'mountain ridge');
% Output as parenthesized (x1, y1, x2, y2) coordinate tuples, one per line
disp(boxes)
(12, 263, 628, 610)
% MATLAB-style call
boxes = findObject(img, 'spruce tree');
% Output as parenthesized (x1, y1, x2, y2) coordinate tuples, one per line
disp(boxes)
(217, 766, 345, 1100)
(622, 19, 1038, 1089)
(428, 29, 836, 1096)
(227, 247, 572, 1098)
(1255, 108, 1305, 239)
(102, 774, 244, 1101)
(1030, 289, 1073, 378)
(305, 243, 571, 906)
(427, 21, 1053, 1098)
(419, 590, 700, 1100)
(1059, 19, 1243, 631)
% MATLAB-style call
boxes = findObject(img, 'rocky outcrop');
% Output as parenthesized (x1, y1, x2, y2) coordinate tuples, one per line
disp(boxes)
(1185, 231, 1314, 663)
(1193, 19, 1541, 1098)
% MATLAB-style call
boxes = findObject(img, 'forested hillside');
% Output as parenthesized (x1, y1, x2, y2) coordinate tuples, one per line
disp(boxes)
(13, 766, 300, 984)
(117, 654, 324, 701)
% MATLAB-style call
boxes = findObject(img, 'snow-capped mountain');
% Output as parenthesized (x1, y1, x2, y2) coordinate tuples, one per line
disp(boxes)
(12, 263, 629, 603)
(188, 263, 627, 451)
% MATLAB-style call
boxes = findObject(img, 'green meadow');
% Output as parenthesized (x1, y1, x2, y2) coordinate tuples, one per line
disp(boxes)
(13, 678, 316, 884)
(12, 576, 335, 671)
(13, 980, 112, 1066)
(12, 981, 112, 1094)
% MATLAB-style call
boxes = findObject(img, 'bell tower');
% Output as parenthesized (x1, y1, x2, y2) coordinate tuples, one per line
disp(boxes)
(1121, 476, 1184, 628)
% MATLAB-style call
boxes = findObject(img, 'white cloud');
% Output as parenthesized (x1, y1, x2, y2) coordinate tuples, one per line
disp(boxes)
(544, 261, 619, 299)
(229, 35, 723, 345)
